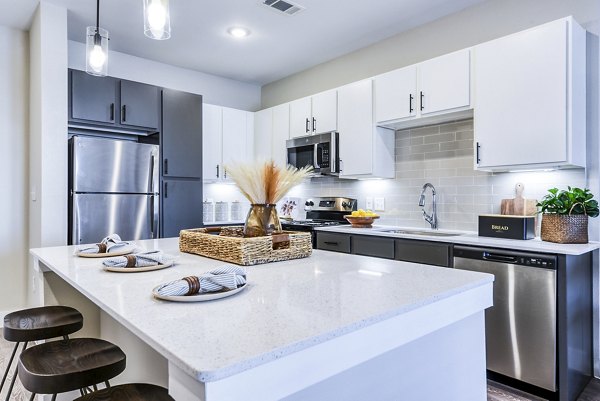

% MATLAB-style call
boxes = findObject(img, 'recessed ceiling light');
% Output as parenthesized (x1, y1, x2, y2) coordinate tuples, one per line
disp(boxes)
(227, 27, 251, 38)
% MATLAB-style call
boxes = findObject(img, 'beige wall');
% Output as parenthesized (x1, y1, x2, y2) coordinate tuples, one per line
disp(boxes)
(0, 25, 28, 312)
(261, 0, 600, 107)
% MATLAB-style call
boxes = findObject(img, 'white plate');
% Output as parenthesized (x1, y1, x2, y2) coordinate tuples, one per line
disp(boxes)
(76, 247, 135, 258)
(104, 260, 174, 273)
(152, 283, 247, 302)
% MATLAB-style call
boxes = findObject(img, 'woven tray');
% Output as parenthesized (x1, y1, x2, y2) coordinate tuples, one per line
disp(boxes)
(179, 227, 312, 266)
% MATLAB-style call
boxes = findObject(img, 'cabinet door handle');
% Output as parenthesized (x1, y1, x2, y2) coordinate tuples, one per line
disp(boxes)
(312, 117, 316, 133)
(324, 241, 339, 246)
(305, 118, 310, 133)
(420, 91, 425, 111)
(110, 103, 115, 121)
(164, 159, 168, 175)
(122, 105, 127, 122)
(164, 182, 168, 198)
(216, 165, 220, 178)
(224, 167, 227, 179)
(476, 142, 481, 164)
(339, 159, 343, 173)
(409, 94, 414, 113)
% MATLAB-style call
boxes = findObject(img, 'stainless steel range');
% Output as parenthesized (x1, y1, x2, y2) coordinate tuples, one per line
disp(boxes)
(281, 197, 357, 246)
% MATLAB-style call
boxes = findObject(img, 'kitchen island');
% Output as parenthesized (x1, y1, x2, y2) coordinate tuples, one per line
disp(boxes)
(30, 238, 493, 401)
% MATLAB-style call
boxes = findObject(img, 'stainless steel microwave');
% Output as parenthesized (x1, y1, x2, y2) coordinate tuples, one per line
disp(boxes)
(286, 132, 339, 176)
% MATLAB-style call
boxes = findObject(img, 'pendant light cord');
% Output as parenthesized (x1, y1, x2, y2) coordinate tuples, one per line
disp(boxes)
(96, 0, 100, 31)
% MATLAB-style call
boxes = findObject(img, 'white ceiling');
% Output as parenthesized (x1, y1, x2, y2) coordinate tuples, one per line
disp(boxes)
(1, 0, 487, 84)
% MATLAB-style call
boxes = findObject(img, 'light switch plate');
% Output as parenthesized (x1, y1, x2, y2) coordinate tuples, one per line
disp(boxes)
(366, 197, 373, 210)
(374, 197, 385, 211)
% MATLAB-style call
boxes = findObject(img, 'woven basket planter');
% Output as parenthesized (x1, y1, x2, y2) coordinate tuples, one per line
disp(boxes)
(540, 214, 589, 244)
(180, 226, 312, 266)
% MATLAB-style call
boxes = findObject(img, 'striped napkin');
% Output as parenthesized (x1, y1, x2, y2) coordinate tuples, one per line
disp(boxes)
(103, 251, 174, 268)
(77, 234, 131, 254)
(155, 266, 247, 296)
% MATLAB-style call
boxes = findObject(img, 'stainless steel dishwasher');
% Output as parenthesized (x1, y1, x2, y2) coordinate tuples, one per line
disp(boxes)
(453, 246, 557, 392)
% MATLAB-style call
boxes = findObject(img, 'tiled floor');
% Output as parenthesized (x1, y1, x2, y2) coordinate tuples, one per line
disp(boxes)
(0, 336, 599, 400)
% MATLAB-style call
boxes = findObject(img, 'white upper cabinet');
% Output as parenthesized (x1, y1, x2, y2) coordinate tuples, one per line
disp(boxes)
(374, 65, 417, 123)
(289, 90, 337, 138)
(253, 104, 290, 167)
(203, 104, 254, 181)
(289, 97, 312, 138)
(272, 103, 290, 167)
(311, 90, 337, 134)
(338, 80, 394, 179)
(254, 108, 273, 161)
(202, 104, 222, 181)
(419, 49, 471, 115)
(473, 17, 586, 171)
(374, 49, 471, 129)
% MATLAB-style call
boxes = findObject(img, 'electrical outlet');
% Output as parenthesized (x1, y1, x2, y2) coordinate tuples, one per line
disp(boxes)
(374, 197, 385, 211)
(365, 197, 373, 210)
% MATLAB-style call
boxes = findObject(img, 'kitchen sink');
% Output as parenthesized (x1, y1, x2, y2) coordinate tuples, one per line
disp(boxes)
(376, 229, 462, 237)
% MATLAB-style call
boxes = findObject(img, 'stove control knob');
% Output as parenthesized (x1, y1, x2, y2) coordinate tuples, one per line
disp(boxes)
(305, 200, 314, 207)
(342, 201, 351, 209)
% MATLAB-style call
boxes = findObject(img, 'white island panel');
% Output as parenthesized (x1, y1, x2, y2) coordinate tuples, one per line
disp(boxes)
(31, 238, 493, 401)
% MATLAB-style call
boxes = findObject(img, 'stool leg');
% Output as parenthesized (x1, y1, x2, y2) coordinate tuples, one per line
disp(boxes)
(28, 393, 36, 401)
(5, 342, 28, 401)
(50, 394, 57, 401)
(0, 342, 19, 392)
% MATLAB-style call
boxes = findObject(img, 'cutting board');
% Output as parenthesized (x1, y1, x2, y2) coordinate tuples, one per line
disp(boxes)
(500, 183, 537, 216)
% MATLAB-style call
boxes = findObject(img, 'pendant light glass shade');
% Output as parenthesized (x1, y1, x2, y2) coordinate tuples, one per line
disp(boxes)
(143, 0, 171, 40)
(86, 26, 109, 76)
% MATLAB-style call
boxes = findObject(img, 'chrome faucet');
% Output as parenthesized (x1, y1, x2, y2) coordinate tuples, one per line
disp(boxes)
(419, 183, 438, 230)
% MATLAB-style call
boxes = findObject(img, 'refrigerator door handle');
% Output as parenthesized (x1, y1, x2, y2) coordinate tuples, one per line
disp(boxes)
(149, 155, 155, 194)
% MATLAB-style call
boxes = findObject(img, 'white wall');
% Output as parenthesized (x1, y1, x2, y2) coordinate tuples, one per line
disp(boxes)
(29, 0, 69, 319)
(68, 41, 261, 111)
(262, 0, 600, 107)
(0, 25, 29, 312)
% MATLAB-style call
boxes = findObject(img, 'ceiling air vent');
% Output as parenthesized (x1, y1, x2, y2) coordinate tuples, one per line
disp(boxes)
(262, 0, 304, 16)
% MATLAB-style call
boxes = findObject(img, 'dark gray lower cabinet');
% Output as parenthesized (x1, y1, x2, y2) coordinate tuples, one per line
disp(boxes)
(352, 236, 395, 259)
(316, 232, 452, 267)
(316, 232, 351, 253)
(395, 239, 451, 267)
(161, 179, 203, 238)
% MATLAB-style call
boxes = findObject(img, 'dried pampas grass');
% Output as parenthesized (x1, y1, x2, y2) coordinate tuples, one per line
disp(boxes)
(225, 161, 312, 204)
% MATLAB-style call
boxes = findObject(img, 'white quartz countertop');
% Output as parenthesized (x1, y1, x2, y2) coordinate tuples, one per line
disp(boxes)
(314, 225, 600, 255)
(31, 238, 492, 383)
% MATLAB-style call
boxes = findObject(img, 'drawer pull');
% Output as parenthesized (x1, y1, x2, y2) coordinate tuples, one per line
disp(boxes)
(324, 241, 339, 246)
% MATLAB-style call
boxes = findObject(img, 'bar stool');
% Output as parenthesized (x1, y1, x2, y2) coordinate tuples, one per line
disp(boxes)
(1, 306, 84, 399)
(73, 383, 174, 400)
(18, 338, 126, 401)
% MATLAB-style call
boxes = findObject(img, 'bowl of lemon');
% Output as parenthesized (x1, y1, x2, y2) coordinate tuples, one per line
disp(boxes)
(344, 209, 380, 228)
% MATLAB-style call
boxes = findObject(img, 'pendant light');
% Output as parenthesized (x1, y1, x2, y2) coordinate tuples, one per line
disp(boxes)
(85, 0, 109, 76)
(143, 0, 171, 40)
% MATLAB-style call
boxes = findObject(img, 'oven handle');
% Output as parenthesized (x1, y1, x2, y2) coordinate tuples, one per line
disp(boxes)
(313, 144, 321, 169)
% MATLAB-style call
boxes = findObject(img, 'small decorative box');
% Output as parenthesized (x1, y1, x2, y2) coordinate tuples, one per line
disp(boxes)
(478, 214, 535, 240)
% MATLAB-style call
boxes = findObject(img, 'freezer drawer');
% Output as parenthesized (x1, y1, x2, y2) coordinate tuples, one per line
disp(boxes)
(71, 136, 158, 194)
(72, 193, 157, 244)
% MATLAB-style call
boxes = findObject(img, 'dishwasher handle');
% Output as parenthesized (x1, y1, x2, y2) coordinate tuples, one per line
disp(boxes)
(483, 252, 518, 264)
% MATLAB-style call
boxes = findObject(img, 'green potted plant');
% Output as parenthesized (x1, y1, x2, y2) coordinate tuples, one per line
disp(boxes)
(537, 187, 599, 244)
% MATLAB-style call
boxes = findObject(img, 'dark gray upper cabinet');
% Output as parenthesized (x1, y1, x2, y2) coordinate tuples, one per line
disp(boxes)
(119, 80, 160, 130)
(70, 69, 117, 124)
(161, 89, 203, 178)
(161, 178, 203, 237)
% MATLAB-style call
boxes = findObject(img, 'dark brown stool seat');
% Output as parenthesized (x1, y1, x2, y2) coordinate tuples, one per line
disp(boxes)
(18, 338, 126, 396)
(73, 384, 174, 401)
(3, 305, 83, 342)
(1, 305, 84, 400)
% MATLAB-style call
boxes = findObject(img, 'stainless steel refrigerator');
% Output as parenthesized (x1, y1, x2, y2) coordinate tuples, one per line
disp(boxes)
(69, 136, 159, 244)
